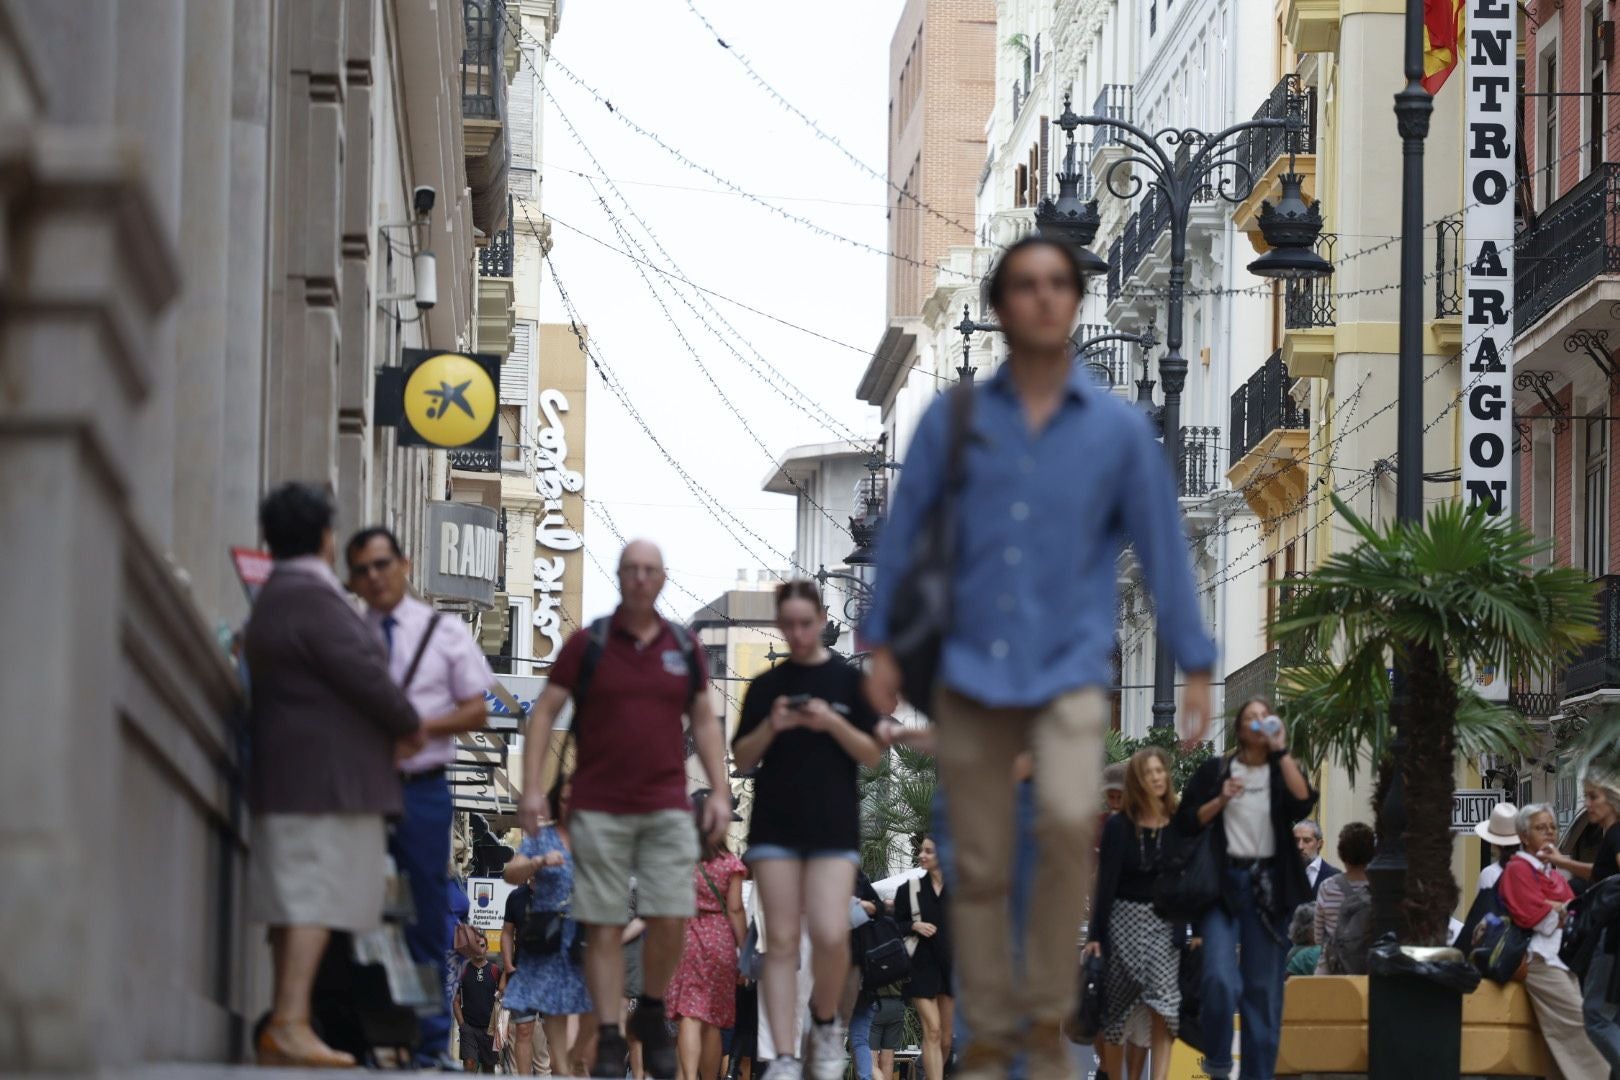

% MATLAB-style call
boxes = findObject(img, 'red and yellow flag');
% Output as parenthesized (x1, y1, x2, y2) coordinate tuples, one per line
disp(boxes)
(1423, 0, 1466, 94)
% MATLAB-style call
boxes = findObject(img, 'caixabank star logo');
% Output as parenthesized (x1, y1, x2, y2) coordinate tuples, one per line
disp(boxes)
(396, 349, 500, 451)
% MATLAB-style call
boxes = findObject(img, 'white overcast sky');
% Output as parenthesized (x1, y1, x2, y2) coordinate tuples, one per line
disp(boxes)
(539, 0, 907, 622)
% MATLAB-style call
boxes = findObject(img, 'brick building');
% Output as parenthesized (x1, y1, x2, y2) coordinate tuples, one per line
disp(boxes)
(1511, 4, 1620, 830)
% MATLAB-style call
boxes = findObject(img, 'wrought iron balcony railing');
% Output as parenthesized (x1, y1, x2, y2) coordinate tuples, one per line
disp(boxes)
(1284, 232, 1337, 329)
(1089, 84, 1134, 159)
(1179, 425, 1223, 497)
(1075, 323, 1132, 387)
(1510, 667, 1567, 720)
(1564, 574, 1620, 699)
(479, 196, 515, 278)
(1235, 74, 1315, 189)
(448, 440, 500, 473)
(461, 0, 506, 121)
(1228, 350, 1308, 467)
(1514, 164, 1620, 334)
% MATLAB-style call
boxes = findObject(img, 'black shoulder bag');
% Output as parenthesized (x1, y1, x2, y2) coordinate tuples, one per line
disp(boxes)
(887, 383, 975, 712)
(1152, 758, 1231, 922)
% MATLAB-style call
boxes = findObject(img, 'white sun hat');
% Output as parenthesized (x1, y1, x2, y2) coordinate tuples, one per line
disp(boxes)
(1474, 802, 1521, 846)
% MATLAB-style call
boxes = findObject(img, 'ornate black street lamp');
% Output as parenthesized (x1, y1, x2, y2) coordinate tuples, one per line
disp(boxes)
(1059, 89, 1332, 732)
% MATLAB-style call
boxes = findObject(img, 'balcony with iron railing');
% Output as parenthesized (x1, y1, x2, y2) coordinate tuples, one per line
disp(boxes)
(1285, 233, 1337, 331)
(1514, 163, 1620, 337)
(1178, 425, 1223, 498)
(462, 0, 511, 240)
(1227, 352, 1311, 522)
(1564, 575, 1620, 700)
(1089, 84, 1134, 160)
(1075, 323, 1133, 389)
(1232, 74, 1317, 238)
(1229, 351, 1308, 466)
(475, 195, 517, 356)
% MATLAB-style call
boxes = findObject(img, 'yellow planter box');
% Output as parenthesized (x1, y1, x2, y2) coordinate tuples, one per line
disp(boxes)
(1275, 976, 1552, 1077)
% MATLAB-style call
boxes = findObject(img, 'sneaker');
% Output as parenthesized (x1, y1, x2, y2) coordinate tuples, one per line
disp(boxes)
(629, 1000, 676, 1079)
(807, 1020, 847, 1080)
(760, 1056, 804, 1080)
(592, 1026, 630, 1078)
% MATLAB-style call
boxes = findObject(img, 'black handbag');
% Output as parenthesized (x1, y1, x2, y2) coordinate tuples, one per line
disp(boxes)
(518, 908, 565, 956)
(1177, 940, 1206, 1053)
(854, 916, 912, 989)
(1071, 952, 1106, 1045)
(887, 383, 975, 711)
(1152, 761, 1229, 922)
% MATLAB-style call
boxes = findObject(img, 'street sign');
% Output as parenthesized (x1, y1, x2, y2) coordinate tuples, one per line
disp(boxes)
(230, 546, 273, 602)
(424, 500, 500, 608)
(396, 348, 500, 451)
(1451, 788, 1505, 833)
(467, 877, 516, 933)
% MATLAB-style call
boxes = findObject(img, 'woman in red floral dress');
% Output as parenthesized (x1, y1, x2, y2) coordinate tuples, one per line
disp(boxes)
(667, 789, 748, 1080)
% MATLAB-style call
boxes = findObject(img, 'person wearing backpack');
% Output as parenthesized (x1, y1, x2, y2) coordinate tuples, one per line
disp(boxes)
(518, 540, 733, 1078)
(1314, 822, 1374, 974)
(732, 580, 884, 1080)
(1175, 698, 1316, 1080)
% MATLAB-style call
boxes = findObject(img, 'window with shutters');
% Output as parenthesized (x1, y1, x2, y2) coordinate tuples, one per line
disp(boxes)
(1585, 413, 1608, 575)
(499, 321, 535, 470)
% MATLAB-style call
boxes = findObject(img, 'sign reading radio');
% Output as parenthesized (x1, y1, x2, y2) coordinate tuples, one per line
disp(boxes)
(1462, 0, 1516, 517)
(532, 389, 583, 662)
(425, 500, 501, 608)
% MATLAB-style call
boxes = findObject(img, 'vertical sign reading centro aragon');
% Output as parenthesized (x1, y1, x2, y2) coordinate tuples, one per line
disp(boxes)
(1463, 0, 1516, 519)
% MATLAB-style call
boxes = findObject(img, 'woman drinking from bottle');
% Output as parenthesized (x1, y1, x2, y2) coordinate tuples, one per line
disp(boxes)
(1176, 698, 1315, 1080)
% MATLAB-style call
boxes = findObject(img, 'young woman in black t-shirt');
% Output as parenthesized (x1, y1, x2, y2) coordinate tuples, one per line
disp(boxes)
(732, 580, 883, 1080)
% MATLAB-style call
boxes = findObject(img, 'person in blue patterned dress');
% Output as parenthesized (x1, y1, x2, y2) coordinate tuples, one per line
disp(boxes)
(503, 781, 594, 1073)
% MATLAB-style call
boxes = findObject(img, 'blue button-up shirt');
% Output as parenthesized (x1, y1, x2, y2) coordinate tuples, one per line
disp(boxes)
(863, 361, 1217, 708)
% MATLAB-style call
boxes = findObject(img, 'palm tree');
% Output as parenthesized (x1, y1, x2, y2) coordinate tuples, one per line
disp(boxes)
(1273, 495, 1598, 945)
(858, 744, 938, 879)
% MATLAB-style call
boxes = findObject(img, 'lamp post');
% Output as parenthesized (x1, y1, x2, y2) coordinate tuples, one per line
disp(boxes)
(1365, 0, 1435, 948)
(1057, 90, 1332, 732)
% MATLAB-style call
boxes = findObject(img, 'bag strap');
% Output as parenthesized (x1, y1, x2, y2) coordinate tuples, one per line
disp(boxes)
(668, 621, 705, 705)
(570, 616, 614, 724)
(698, 863, 729, 910)
(401, 612, 444, 691)
(941, 381, 975, 508)
(907, 873, 923, 927)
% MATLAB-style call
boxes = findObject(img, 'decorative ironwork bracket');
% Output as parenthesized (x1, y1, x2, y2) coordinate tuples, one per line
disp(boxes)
(1563, 327, 1619, 388)
(1512, 370, 1571, 439)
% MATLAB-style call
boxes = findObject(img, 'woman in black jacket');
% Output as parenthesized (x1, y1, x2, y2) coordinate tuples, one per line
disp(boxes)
(1175, 698, 1316, 1080)
(1085, 748, 1181, 1080)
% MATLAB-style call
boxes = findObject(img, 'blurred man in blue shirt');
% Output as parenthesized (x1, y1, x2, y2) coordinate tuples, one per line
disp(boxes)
(864, 236, 1216, 1080)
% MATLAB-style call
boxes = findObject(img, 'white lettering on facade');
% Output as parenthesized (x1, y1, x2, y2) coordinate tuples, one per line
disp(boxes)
(531, 388, 583, 662)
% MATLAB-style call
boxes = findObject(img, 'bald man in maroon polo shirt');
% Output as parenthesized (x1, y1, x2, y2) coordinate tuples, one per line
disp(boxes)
(520, 539, 731, 1078)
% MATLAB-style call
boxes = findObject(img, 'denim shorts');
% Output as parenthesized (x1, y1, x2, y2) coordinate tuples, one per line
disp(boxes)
(743, 843, 861, 864)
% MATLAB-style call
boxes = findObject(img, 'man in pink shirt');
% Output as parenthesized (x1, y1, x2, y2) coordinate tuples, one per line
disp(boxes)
(348, 526, 497, 1066)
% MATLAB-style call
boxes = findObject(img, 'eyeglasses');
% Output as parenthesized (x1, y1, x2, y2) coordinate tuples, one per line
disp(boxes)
(350, 555, 397, 578)
(619, 565, 663, 579)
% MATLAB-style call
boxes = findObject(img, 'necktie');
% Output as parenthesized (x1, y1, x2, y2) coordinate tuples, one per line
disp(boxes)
(381, 615, 398, 658)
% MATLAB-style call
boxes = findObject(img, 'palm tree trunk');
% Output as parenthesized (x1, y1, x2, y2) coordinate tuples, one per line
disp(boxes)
(1402, 642, 1460, 945)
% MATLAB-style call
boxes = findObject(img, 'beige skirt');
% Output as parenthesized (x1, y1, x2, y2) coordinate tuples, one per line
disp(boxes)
(250, 812, 386, 932)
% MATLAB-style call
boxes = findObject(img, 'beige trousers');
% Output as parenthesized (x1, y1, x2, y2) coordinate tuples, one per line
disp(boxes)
(1525, 956, 1610, 1080)
(933, 687, 1107, 1051)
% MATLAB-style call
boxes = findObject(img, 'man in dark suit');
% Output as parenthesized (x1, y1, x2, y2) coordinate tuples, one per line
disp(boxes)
(245, 482, 420, 1068)
(1295, 821, 1341, 899)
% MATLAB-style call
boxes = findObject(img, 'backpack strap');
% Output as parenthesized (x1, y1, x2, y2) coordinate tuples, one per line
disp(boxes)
(667, 621, 704, 705)
(570, 616, 614, 721)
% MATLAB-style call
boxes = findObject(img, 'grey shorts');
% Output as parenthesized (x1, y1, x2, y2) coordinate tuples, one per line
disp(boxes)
(871, 996, 907, 1050)
(570, 808, 699, 924)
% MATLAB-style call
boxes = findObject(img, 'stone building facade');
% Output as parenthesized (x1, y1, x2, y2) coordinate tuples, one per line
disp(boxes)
(0, 0, 534, 1068)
